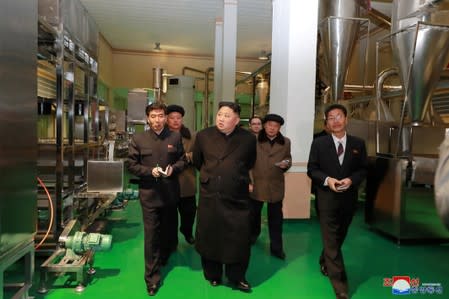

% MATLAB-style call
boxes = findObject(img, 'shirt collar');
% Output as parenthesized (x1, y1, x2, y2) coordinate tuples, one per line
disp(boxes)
(331, 133, 347, 146)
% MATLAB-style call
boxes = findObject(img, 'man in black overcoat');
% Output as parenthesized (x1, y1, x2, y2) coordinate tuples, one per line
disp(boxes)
(192, 101, 256, 292)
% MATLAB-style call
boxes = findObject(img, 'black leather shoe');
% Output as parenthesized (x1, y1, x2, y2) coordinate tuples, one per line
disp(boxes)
(336, 292, 349, 299)
(184, 235, 195, 244)
(209, 279, 221, 287)
(320, 265, 328, 276)
(147, 284, 160, 296)
(232, 280, 252, 292)
(270, 249, 286, 260)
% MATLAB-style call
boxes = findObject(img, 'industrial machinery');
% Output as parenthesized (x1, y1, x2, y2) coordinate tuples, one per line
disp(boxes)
(317, 0, 449, 242)
(166, 76, 196, 130)
(37, 0, 121, 253)
(34, 1, 124, 295)
(434, 136, 449, 230)
(364, 0, 449, 242)
(38, 220, 112, 293)
(1, 2, 37, 299)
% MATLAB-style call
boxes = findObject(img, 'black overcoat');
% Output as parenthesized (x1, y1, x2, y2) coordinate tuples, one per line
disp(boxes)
(192, 126, 256, 263)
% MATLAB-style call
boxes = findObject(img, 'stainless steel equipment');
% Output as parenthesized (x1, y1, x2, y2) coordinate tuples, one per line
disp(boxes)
(166, 76, 196, 130)
(391, 22, 449, 125)
(153, 67, 165, 102)
(127, 89, 148, 125)
(435, 136, 449, 230)
(318, 0, 369, 102)
(87, 160, 124, 193)
(1, 1, 37, 298)
(37, 0, 115, 254)
(366, 155, 449, 241)
(38, 220, 112, 293)
(358, 0, 449, 241)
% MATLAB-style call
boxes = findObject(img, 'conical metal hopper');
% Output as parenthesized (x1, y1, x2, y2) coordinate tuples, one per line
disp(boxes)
(318, 0, 361, 102)
(392, 22, 449, 124)
(320, 17, 360, 102)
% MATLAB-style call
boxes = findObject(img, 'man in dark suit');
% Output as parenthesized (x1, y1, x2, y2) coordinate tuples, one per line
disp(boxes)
(127, 102, 186, 296)
(192, 101, 257, 292)
(307, 104, 367, 299)
(312, 119, 329, 217)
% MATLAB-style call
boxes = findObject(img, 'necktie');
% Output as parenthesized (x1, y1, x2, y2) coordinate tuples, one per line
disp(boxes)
(337, 142, 344, 157)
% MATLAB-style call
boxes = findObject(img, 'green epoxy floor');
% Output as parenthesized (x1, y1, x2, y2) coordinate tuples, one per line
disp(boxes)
(25, 200, 449, 299)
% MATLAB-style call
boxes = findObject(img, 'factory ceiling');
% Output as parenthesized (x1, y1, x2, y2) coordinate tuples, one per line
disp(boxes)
(79, 0, 393, 59)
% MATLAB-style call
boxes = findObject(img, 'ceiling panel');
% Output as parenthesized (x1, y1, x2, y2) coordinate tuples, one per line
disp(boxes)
(80, 0, 273, 58)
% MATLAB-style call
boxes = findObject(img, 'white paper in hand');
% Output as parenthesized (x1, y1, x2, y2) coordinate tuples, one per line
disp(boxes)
(336, 185, 349, 191)
(157, 166, 170, 177)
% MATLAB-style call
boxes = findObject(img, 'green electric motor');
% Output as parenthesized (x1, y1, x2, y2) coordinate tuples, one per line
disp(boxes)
(64, 231, 112, 254)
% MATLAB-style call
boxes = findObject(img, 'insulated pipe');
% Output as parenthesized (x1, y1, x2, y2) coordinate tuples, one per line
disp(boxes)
(376, 68, 399, 154)
(182, 67, 205, 76)
(376, 68, 399, 121)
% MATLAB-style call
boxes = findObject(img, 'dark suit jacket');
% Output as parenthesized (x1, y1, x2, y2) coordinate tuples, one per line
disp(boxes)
(127, 126, 186, 207)
(307, 134, 367, 208)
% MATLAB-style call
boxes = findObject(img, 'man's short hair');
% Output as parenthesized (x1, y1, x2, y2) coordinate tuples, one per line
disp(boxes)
(325, 103, 347, 118)
(218, 101, 241, 116)
(146, 102, 167, 116)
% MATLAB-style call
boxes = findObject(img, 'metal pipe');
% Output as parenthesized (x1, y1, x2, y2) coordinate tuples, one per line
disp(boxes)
(205, 67, 214, 127)
(376, 68, 399, 121)
(367, 7, 391, 28)
(376, 68, 399, 154)
(235, 61, 271, 86)
(182, 66, 206, 76)
(344, 84, 402, 92)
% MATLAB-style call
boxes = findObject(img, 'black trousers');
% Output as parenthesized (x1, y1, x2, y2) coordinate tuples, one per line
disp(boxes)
(249, 199, 284, 252)
(177, 195, 196, 238)
(140, 198, 178, 287)
(201, 256, 249, 282)
(165, 204, 179, 255)
(318, 200, 356, 294)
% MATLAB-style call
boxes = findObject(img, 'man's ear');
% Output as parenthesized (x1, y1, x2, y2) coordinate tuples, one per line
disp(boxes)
(234, 117, 241, 127)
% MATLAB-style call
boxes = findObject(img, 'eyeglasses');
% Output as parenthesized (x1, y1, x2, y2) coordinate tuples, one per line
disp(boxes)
(326, 114, 344, 122)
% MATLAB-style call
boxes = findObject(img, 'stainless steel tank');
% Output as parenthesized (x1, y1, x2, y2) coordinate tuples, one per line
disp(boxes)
(318, 0, 361, 102)
(153, 67, 164, 103)
(391, 0, 449, 125)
